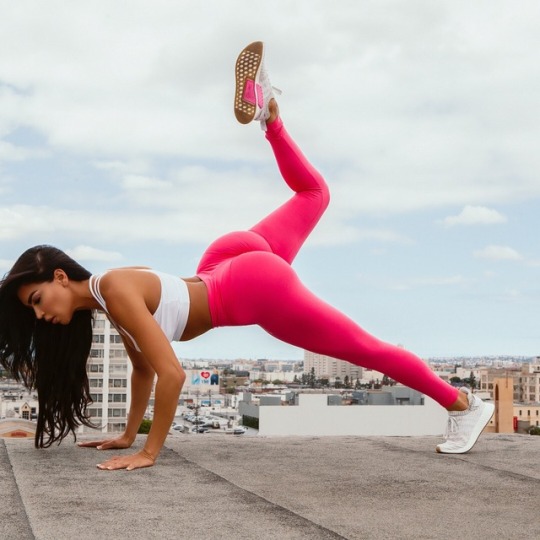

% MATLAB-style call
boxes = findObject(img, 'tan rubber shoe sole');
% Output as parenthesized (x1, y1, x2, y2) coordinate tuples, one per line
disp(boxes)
(234, 41, 264, 124)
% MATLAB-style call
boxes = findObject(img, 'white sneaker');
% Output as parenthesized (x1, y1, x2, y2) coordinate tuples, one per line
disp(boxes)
(234, 41, 281, 130)
(436, 387, 495, 454)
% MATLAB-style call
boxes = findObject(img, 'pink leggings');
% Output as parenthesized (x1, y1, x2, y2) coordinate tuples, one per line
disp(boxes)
(197, 117, 458, 408)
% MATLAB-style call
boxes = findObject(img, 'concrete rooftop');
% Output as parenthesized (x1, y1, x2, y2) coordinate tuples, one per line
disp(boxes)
(1, 433, 539, 540)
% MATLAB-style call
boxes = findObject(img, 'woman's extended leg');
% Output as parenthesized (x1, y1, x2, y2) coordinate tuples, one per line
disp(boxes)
(211, 250, 459, 408)
(211, 249, 496, 453)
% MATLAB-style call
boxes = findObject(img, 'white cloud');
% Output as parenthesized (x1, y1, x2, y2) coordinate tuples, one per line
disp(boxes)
(388, 275, 469, 291)
(0, 258, 14, 273)
(93, 160, 151, 175)
(414, 275, 469, 286)
(473, 245, 523, 261)
(121, 174, 172, 191)
(1, 1, 540, 358)
(442, 205, 507, 227)
(0, 1, 539, 215)
(66, 245, 123, 262)
(0, 205, 57, 240)
(0, 141, 48, 161)
(307, 219, 412, 246)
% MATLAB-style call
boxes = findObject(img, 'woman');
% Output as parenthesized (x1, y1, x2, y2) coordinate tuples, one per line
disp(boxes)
(0, 42, 494, 471)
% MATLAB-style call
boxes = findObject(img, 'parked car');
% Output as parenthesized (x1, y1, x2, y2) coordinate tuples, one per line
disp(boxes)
(191, 426, 210, 433)
(173, 425, 185, 432)
(226, 427, 247, 435)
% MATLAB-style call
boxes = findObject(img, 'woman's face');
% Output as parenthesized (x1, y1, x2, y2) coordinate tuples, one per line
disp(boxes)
(17, 270, 73, 325)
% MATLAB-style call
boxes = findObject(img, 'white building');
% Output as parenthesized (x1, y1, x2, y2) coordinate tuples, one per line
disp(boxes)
(81, 312, 132, 434)
(0, 395, 38, 421)
(239, 391, 448, 436)
(255, 370, 297, 383)
(304, 351, 362, 382)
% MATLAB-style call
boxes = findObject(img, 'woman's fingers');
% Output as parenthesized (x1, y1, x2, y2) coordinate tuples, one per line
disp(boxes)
(96, 440, 116, 450)
(77, 440, 106, 448)
(96, 451, 154, 471)
(77, 437, 131, 450)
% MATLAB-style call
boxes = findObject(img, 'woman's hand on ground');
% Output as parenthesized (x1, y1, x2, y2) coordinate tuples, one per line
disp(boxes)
(77, 433, 134, 450)
(96, 449, 155, 471)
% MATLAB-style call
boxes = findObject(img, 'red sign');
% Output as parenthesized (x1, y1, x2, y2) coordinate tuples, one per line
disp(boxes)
(9, 430, 31, 438)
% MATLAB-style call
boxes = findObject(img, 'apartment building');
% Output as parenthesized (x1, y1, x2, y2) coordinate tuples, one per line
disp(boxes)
(514, 403, 540, 429)
(479, 360, 540, 404)
(81, 312, 132, 434)
(518, 360, 540, 403)
(304, 351, 362, 381)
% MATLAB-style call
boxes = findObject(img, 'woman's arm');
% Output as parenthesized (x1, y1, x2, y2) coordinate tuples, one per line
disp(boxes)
(77, 342, 155, 450)
(95, 272, 186, 471)
(123, 340, 156, 443)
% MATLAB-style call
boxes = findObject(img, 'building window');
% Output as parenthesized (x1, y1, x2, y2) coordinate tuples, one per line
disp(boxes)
(107, 422, 126, 432)
(89, 378, 103, 388)
(109, 379, 127, 388)
(90, 363, 104, 372)
(108, 393, 127, 403)
(110, 363, 128, 373)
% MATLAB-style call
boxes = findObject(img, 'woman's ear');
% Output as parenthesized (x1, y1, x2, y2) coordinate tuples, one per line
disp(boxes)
(54, 269, 69, 286)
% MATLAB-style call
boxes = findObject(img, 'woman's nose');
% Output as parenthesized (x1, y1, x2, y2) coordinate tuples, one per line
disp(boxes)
(34, 307, 45, 320)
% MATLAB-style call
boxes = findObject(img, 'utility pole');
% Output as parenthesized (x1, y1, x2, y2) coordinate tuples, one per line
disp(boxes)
(194, 389, 200, 434)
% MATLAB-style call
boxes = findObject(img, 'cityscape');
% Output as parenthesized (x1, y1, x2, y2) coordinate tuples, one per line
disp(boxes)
(2, 312, 539, 440)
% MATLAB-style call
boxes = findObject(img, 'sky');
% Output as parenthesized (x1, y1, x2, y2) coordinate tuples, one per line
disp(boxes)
(1, 1, 539, 360)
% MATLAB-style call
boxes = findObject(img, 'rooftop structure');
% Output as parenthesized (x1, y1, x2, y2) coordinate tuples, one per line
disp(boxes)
(1, 433, 538, 539)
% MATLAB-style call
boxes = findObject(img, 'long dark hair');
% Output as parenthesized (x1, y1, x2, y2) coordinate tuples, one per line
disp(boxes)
(0, 245, 97, 447)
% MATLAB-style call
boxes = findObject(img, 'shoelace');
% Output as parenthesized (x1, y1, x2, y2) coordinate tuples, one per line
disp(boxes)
(444, 415, 460, 440)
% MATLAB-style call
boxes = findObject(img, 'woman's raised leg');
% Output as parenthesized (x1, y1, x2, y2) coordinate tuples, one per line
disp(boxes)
(249, 105, 330, 264)
(196, 104, 329, 276)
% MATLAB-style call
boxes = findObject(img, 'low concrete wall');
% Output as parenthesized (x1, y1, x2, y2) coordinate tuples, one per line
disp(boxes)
(258, 394, 448, 436)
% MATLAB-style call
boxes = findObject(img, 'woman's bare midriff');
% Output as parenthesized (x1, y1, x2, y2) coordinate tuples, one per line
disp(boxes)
(180, 277, 213, 341)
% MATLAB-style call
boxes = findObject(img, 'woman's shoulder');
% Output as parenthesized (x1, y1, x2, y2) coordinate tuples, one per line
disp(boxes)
(98, 268, 152, 293)
(98, 268, 161, 306)
(103, 266, 152, 272)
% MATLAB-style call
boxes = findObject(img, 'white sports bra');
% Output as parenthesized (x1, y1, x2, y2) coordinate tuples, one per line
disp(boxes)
(88, 269, 190, 352)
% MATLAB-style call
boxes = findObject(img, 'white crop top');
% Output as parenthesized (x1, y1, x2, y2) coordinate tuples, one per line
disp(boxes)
(88, 269, 190, 352)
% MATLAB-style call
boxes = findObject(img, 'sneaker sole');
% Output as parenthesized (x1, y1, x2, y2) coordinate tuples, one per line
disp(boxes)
(234, 41, 264, 124)
(436, 402, 495, 454)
